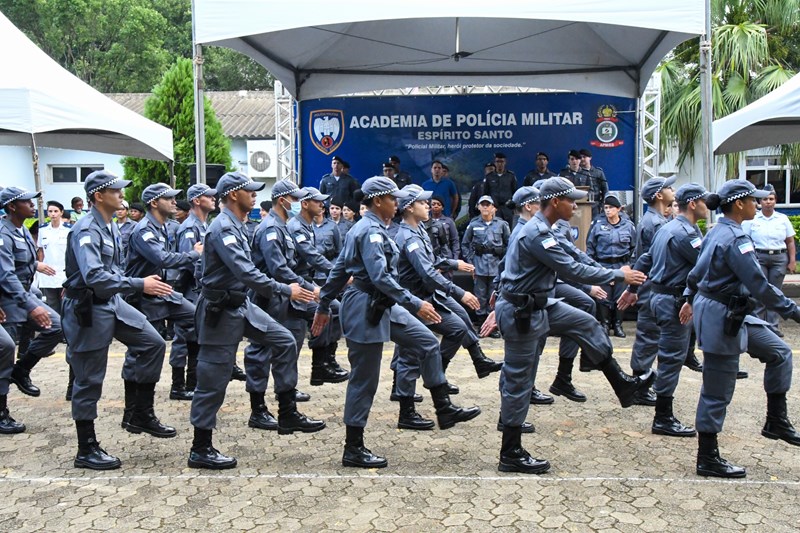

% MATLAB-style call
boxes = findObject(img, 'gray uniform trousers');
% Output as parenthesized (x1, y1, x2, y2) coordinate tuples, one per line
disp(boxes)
(630, 284, 660, 374)
(597, 260, 627, 316)
(498, 298, 613, 426)
(169, 288, 198, 370)
(650, 293, 693, 397)
(474, 275, 493, 320)
(755, 251, 789, 330)
(554, 283, 595, 360)
(191, 310, 297, 430)
(345, 304, 447, 427)
(67, 318, 165, 420)
(0, 326, 14, 396)
(1, 302, 63, 360)
(695, 323, 792, 434)
(121, 297, 196, 379)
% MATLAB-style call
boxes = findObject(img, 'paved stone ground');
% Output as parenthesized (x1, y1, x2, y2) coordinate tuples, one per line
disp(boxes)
(1, 319, 800, 531)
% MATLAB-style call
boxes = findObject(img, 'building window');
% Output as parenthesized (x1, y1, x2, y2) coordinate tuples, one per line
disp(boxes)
(50, 165, 104, 184)
(745, 156, 795, 205)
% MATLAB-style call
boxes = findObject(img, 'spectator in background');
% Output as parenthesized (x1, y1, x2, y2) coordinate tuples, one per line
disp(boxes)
(260, 200, 272, 221)
(69, 196, 86, 223)
(422, 161, 459, 218)
(115, 200, 136, 264)
(468, 162, 493, 220)
(484, 152, 518, 225)
(175, 201, 191, 224)
(579, 149, 609, 218)
(320, 155, 360, 209)
(342, 201, 357, 223)
(129, 202, 145, 222)
(559, 150, 590, 187)
(523, 152, 557, 186)
(37, 201, 71, 314)
(388, 155, 412, 188)
(330, 200, 353, 241)
(426, 196, 460, 264)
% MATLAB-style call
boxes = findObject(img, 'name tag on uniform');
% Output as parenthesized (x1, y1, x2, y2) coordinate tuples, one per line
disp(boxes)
(295, 234, 307, 243)
(79, 235, 92, 247)
(142, 231, 155, 242)
(738, 242, 754, 254)
(0, 237, 3, 246)
(185, 231, 195, 239)
(222, 235, 237, 247)
(102, 239, 113, 247)
(542, 237, 557, 249)
(474, 227, 485, 231)
(266, 232, 277, 241)
(369, 234, 383, 244)
(407, 242, 419, 253)
(691, 237, 702, 248)
(12, 236, 24, 242)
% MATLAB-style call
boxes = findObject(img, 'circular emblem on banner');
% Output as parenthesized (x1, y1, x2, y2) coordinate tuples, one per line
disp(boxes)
(596, 121, 618, 143)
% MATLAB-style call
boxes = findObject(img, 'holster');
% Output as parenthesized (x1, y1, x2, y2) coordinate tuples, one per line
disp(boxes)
(201, 288, 249, 328)
(502, 290, 547, 334)
(124, 292, 142, 310)
(73, 289, 93, 328)
(366, 291, 393, 326)
(723, 295, 752, 336)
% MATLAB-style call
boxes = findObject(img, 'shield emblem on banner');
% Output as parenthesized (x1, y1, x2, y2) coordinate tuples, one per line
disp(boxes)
(309, 109, 345, 155)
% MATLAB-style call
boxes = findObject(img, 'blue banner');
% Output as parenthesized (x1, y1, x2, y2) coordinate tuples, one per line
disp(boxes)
(299, 92, 637, 193)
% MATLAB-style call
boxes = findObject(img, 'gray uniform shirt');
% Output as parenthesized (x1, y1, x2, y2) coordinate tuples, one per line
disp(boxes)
(462, 217, 510, 276)
(0, 219, 40, 323)
(395, 222, 465, 301)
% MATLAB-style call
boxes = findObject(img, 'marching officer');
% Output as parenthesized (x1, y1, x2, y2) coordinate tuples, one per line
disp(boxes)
(586, 194, 636, 338)
(0, 310, 24, 433)
(63, 171, 175, 470)
(619, 183, 708, 438)
(494, 177, 652, 474)
(484, 152, 518, 224)
(685, 180, 800, 478)
(172, 183, 218, 400)
(311, 207, 342, 286)
(0, 188, 64, 398)
(124, 183, 201, 411)
(188, 172, 321, 470)
(311, 177, 481, 469)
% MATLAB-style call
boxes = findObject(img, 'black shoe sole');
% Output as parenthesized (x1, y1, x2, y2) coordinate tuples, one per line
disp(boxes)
(474, 365, 503, 379)
(10, 379, 40, 397)
(188, 458, 237, 470)
(74, 458, 121, 470)
(530, 394, 555, 405)
(0, 425, 26, 434)
(696, 467, 746, 478)
(438, 408, 481, 430)
(125, 425, 177, 438)
(496, 424, 535, 434)
(277, 423, 326, 435)
(652, 427, 697, 437)
(548, 385, 587, 403)
(390, 394, 423, 403)
(342, 458, 388, 468)
(169, 393, 194, 401)
(397, 422, 435, 430)
(762, 429, 800, 446)
(310, 375, 349, 386)
(498, 461, 550, 474)
(248, 421, 278, 431)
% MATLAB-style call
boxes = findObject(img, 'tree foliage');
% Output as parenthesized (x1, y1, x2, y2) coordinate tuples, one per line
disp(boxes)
(122, 58, 232, 200)
(0, 0, 273, 92)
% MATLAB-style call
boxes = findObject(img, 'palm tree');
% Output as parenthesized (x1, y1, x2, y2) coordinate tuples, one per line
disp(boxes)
(659, 0, 800, 178)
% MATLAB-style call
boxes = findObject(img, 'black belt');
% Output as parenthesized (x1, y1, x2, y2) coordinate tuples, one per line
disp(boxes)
(698, 290, 734, 306)
(756, 249, 787, 255)
(651, 283, 685, 297)
(598, 255, 630, 263)
(353, 279, 378, 295)
(201, 288, 248, 308)
(500, 290, 548, 310)
(63, 287, 110, 304)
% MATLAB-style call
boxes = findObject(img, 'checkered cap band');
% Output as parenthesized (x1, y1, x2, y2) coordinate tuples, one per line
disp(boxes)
(365, 186, 399, 200)
(541, 186, 577, 201)
(88, 177, 122, 196)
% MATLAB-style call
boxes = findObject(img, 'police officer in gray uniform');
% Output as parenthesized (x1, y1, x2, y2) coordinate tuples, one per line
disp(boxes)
(494, 177, 653, 474)
(623, 176, 676, 405)
(287, 185, 349, 384)
(685, 180, 800, 478)
(312, 207, 343, 285)
(0, 314, 24, 433)
(171, 183, 217, 400)
(0, 187, 64, 397)
(312, 177, 481, 469)
(188, 172, 322, 470)
(63, 171, 176, 470)
(393, 185, 502, 429)
(620, 184, 708, 438)
(124, 183, 201, 413)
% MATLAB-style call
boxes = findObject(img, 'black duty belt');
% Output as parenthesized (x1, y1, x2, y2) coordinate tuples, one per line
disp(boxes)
(352, 279, 378, 295)
(650, 283, 686, 297)
(63, 287, 110, 304)
(755, 249, 787, 255)
(698, 290, 735, 306)
(500, 290, 548, 310)
(598, 255, 630, 264)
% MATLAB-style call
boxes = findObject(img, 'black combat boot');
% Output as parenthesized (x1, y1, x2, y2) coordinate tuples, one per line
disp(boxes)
(683, 349, 702, 372)
(310, 347, 348, 386)
(230, 363, 246, 382)
(185, 342, 199, 392)
(390, 370, 422, 403)
(762, 393, 800, 446)
(496, 413, 535, 434)
(248, 391, 278, 431)
(696, 432, 745, 478)
(549, 357, 587, 402)
(74, 420, 120, 470)
(326, 342, 348, 375)
(10, 353, 41, 397)
(467, 343, 502, 378)
(440, 356, 459, 395)
(612, 321, 626, 338)
(121, 380, 136, 429)
(342, 425, 387, 468)
(597, 305, 611, 334)
(169, 366, 193, 401)
(65, 364, 75, 401)
(126, 382, 177, 438)
(530, 387, 555, 405)
(429, 383, 481, 430)
(652, 395, 696, 437)
(0, 395, 25, 434)
(498, 425, 550, 474)
(276, 389, 326, 435)
(397, 396, 435, 430)
(188, 427, 237, 470)
(600, 358, 656, 408)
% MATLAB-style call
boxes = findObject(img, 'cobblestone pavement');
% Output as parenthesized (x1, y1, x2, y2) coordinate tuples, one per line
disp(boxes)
(1, 319, 800, 531)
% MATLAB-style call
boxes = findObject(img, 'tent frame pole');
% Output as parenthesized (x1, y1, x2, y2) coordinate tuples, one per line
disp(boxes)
(30, 133, 45, 224)
(700, 0, 714, 194)
(191, 0, 207, 184)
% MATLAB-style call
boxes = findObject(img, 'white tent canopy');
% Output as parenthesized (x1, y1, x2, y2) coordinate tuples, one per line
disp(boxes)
(0, 11, 173, 161)
(194, 0, 704, 101)
(713, 73, 800, 155)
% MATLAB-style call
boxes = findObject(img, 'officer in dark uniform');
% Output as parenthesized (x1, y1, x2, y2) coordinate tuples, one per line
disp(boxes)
(523, 152, 557, 186)
(578, 149, 610, 218)
(484, 152, 518, 224)
(494, 177, 653, 474)
(0, 187, 64, 398)
(619, 184, 708, 438)
(320, 155, 360, 209)
(586, 194, 636, 338)
(685, 180, 800, 478)
(559, 150, 591, 187)
(620, 176, 676, 406)
(188, 172, 322, 470)
(172, 183, 218, 400)
(467, 162, 492, 220)
(311, 177, 481, 469)
(124, 183, 201, 413)
(386, 156, 413, 189)
(0, 314, 24, 433)
(312, 208, 343, 286)
(63, 171, 175, 470)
